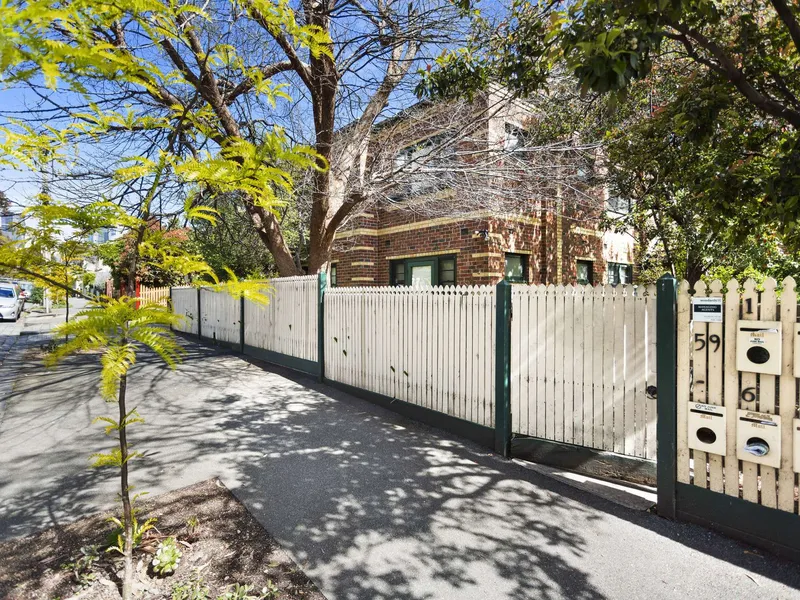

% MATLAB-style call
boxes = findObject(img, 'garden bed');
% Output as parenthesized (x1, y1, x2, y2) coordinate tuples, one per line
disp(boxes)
(0, 479, 325, 600)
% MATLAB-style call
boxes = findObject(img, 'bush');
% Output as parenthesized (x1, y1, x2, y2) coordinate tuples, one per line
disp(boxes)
(30, 286, 44, 304)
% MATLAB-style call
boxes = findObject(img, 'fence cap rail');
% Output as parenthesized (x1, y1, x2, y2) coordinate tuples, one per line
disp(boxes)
(326, 284, 495, 295)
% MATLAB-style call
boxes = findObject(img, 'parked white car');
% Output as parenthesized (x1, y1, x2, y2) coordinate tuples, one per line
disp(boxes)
(0, 283, 24, 321)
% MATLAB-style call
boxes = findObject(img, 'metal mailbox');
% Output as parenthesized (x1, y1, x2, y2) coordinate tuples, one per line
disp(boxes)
(687, 402, 726, 456)
(736, 320, 782, 375)
(736, 410, 781, 469)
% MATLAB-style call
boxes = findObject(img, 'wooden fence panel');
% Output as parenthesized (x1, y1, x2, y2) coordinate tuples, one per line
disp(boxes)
(171, 287, 198, 335)
(243, 276, 318, 362)
(692, 280, 709, 487)
(707, 280, 725, 493)
(778, 277, 797, 512)
(199, 288, 240, 344)
(324, 286, 496, 427)
(677, 277, 799, 514)
(139, 285, 170, 306)
(740, 279, 759, 503)
(510, 283, 657, 460)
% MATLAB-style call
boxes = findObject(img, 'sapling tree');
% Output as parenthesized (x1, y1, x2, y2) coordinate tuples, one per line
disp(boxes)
(0, 2, 322, 598)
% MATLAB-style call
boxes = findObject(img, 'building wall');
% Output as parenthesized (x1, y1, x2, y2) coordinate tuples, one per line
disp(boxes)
(330, 92, 635, 287)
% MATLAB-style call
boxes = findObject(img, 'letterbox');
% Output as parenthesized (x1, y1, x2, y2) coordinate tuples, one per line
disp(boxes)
(736, 410, 781, 469)
(688, 402, 726, 456)
(794, 324, 800, 379)
(794, 419, 800, 474)
(736, 320, 782, 375)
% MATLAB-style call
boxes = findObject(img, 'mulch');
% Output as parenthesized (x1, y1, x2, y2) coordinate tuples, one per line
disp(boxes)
(0, 479, 326, 600)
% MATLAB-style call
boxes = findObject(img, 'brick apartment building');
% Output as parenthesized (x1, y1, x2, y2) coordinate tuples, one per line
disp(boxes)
(329, 89, 635, 288)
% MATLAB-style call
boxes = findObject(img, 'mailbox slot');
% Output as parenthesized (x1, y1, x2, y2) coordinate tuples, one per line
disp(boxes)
(687, 402, 726, 456)
(736, 320, 782, 375)
(736, 410, 781, 469)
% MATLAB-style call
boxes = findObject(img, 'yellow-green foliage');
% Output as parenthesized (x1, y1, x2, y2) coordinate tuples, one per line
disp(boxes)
(47, 297, 185, 400)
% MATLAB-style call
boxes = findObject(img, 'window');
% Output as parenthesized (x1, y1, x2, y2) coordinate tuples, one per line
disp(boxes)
(390, 255, 456, 287)
(391, 261, 405, 286)
(607, 262, 633, 285)
(392, 133, 454, 198)
(576, 260, 594, 285)
(329, 263, 338, 287)
(439, 257, 456, 286)
(503, 123, 531, 152)
(504, 253, 527, 283)
(0, 288, 14, 298)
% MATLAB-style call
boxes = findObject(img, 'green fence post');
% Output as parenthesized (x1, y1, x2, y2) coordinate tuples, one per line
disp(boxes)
(240, 294, 245, 354)
(318, 272, 327, 382)
(169, 287, 174, 331)
(197, 287, 202, 339)
(495, 279, 512, 457)
(656, 274, 678, 519)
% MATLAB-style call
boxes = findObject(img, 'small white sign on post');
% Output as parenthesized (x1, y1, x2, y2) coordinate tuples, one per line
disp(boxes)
(692, 297, 723, 322)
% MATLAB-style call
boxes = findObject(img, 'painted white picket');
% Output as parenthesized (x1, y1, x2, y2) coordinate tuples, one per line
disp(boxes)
(139, 285, 170, 306)
(171, 287, 199, 335)
(677, 277, 799, 514)
(199, 288, 241, 344)
(244, 276, 318, 362)
(510, 284, 658, 461)
(324, 285, 496, 427)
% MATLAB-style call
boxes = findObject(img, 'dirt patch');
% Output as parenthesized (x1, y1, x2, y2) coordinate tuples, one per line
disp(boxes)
(0, 479, 325, 600)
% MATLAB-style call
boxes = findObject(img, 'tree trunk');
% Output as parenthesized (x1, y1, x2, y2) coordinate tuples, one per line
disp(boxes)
(244, 204, 302, 276)
(117, 372, 134, 600)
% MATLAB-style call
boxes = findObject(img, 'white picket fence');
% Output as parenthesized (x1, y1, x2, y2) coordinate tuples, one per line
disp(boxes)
(171, 287, 199, 335)
(677, 277, 799, 514)
(139, 285, 170, 306)
(511, 284, 658, 460)
(200, 288, 241, 345)
(244, 275, 318, 362)
(324, 286, 496, 427)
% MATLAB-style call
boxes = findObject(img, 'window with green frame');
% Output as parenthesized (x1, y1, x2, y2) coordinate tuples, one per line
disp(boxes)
(390, 255, 456, 286)
(504, 253, 527, 283)
(329, 263, 338, 287)
(577, 259, 594, 285)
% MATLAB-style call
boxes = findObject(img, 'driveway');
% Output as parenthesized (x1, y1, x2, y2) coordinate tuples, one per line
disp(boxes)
(0, 338, 798, 599)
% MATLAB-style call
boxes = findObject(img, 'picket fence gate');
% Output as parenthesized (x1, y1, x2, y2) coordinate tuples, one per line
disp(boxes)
(511, 284, 658, 461)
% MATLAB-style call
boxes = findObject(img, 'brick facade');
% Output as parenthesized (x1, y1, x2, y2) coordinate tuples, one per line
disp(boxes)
(330, 92, 634, 287)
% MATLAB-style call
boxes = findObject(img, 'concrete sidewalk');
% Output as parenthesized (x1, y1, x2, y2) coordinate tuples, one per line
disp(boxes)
(0, 339, 798, 599)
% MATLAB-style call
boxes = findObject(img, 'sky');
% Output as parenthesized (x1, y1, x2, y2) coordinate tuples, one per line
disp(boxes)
(0, 0, 503, 214)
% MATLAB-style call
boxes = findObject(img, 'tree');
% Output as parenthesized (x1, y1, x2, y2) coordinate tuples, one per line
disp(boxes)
(1, 0, 470, 276)
(419, 0, 800, 247)
(603, 65, 786, 282)
(0, 2, 314, 597)
(190, 192, 291, 279)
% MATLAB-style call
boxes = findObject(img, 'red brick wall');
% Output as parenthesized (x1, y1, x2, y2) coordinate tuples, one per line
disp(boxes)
(332, 200, 612, 288)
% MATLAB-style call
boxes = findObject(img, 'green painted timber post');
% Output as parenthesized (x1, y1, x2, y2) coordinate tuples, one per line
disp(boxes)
(240, 294, 246, 353)
(656, 274, 678, 519)
(495, 279, 512, 457)
(169, 287, 174, 331)
(197, 287, 202, 339)
(318, 272, 327, 382)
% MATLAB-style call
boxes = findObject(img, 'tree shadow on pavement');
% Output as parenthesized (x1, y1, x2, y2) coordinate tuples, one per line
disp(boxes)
(2, 338, 799, 600)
